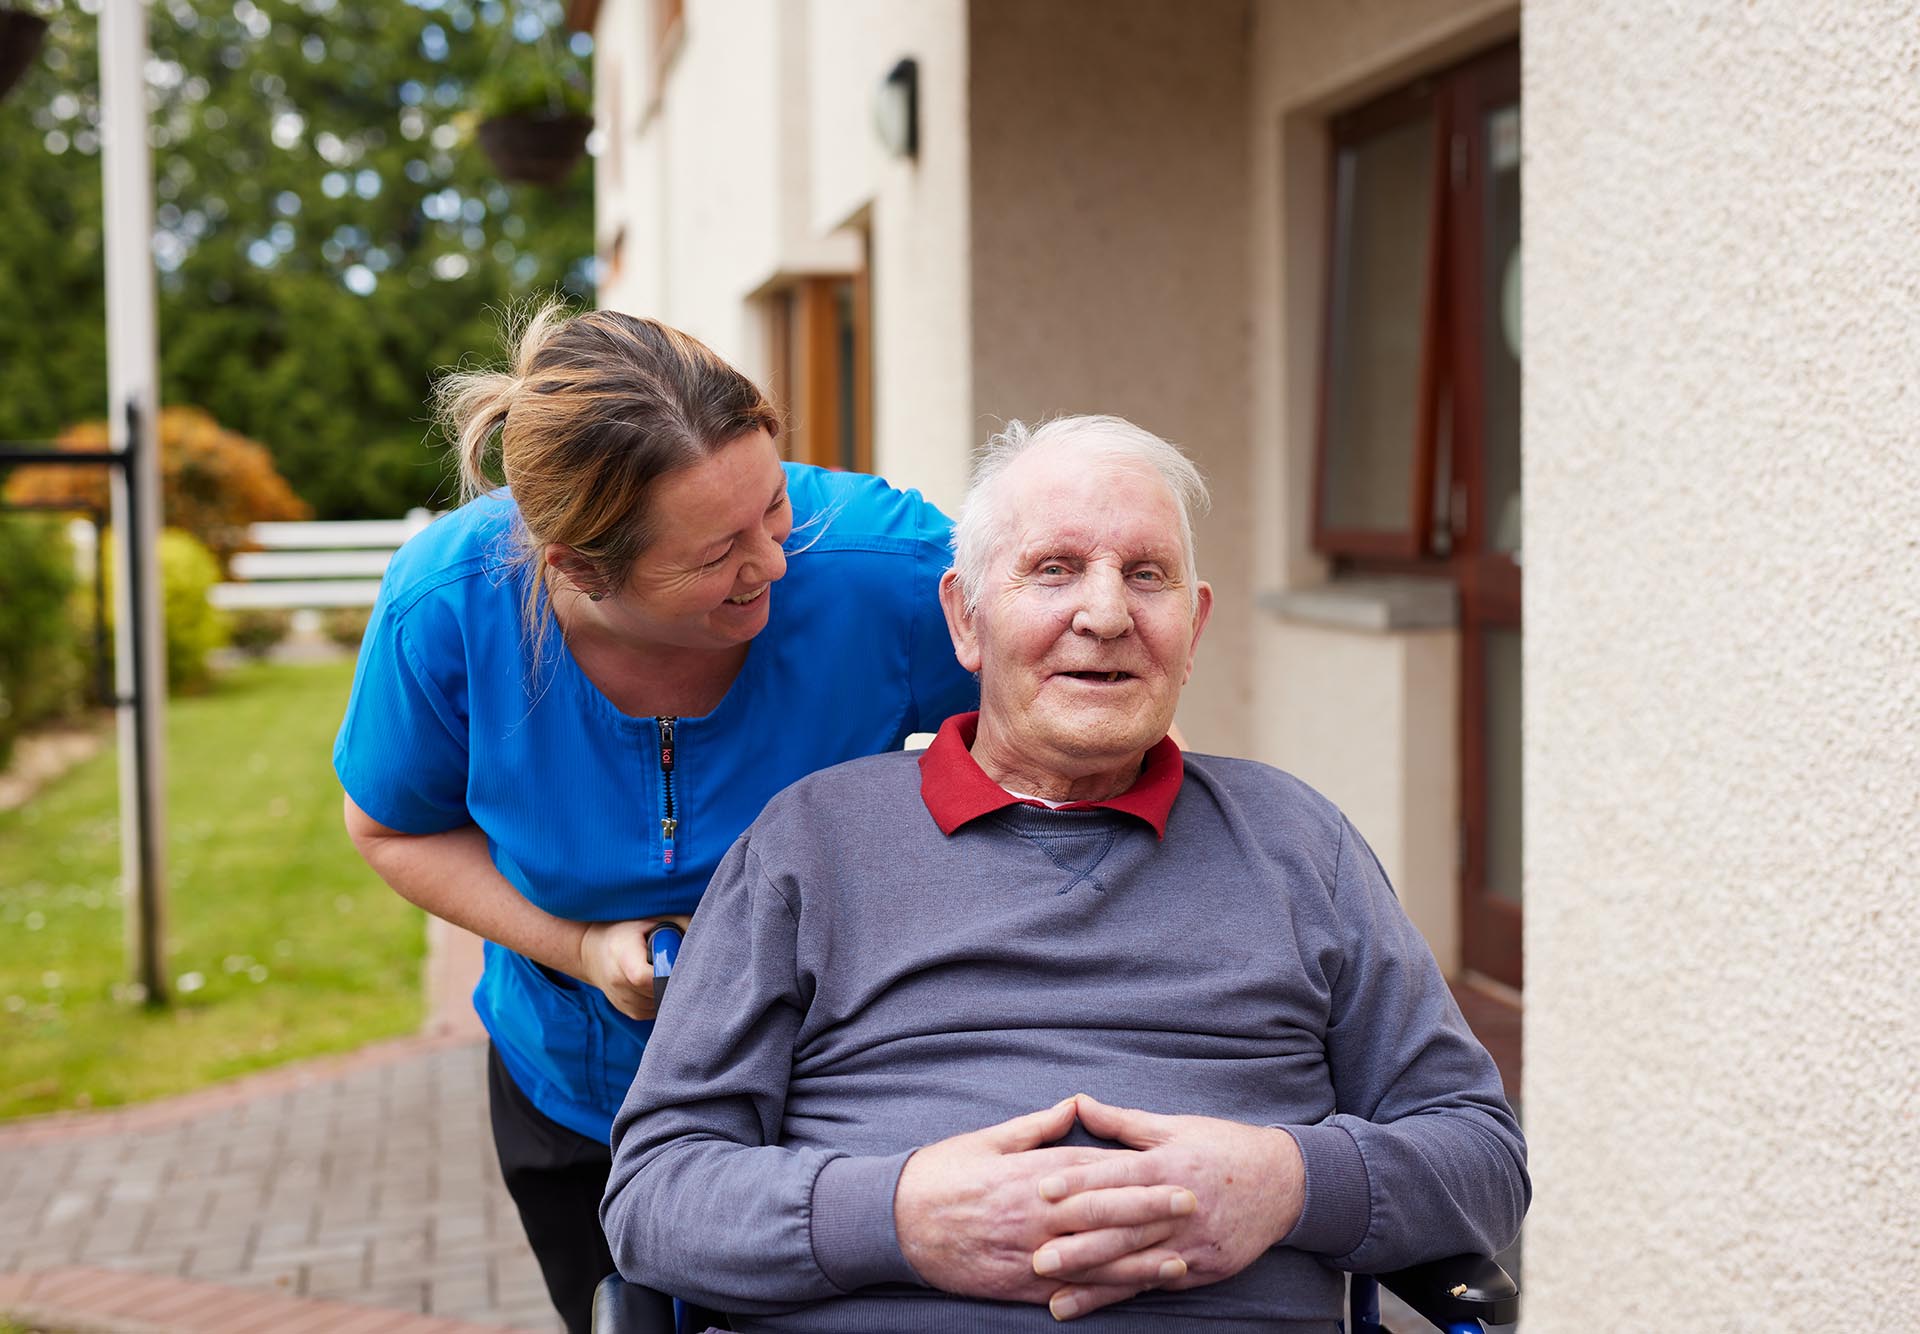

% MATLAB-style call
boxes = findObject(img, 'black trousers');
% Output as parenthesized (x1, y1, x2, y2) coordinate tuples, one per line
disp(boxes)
(487, 1044, 651, 1334)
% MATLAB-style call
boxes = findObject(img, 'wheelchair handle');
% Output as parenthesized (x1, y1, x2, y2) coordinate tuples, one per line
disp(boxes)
(647, 923, 683, 1002)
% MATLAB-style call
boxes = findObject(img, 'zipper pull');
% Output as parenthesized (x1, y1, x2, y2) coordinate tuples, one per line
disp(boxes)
(659, 716, 677, 872)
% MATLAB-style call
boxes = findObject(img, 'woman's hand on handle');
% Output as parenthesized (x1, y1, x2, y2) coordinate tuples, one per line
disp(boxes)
(578, 916, 694, 1020)
(343, 793, 693, 1017)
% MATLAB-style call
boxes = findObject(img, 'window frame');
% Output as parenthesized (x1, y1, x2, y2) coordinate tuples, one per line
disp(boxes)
(1311, 78, 1450, 561)
(1444, 44, 1524, 990)
(765, 262, 873, 476)
(1311, 40, 1526, 992)
(1311, 45, 1522, 570)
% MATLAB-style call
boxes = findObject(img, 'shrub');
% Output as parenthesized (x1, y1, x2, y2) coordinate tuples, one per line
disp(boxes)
(323, 607, 371, 649)
(156, 530, 229, 691)
(101, 528, 231, 693)
(0, 516, 85, 769)
(4, 406, 311, 573)
(227, 608, 293, 659)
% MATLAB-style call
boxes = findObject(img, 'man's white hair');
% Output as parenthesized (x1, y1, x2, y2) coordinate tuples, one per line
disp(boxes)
(951, 415, 1210, 613)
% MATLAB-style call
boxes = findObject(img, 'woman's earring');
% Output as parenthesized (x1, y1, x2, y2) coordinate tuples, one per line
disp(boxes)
(587, 591, 604, 602)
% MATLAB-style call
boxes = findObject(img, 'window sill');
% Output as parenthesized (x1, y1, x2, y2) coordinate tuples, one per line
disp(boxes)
(1258, 575, 1458, 633)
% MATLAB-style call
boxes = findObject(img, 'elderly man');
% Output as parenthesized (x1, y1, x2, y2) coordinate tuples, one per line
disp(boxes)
(601, 416, 1527, 1331)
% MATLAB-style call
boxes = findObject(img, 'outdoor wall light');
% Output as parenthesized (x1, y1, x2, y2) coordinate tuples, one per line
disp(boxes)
(872, 57, 918, 160)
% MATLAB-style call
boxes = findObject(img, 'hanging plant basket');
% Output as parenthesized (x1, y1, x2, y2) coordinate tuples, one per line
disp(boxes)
(476, 112, 592, 187)
(0, 10, 49, 103)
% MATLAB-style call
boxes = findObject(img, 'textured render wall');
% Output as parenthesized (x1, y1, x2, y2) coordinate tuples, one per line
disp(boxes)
(591, 0, 973, 508)
(1263, 623, 1461, 971)
(806, 0, 974, 511)
(651, 0, 782, 362)
(591, 0, 858, 379)
(590, 0, 645, 317)
(1245, 0, 1512, 955)
(967, 0, 1252, 751)
(771, 1, 864, 289)
(1526, 3, 1920, 1327)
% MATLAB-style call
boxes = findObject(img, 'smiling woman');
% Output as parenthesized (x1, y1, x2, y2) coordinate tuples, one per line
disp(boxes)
(331, 302, 978, 1333)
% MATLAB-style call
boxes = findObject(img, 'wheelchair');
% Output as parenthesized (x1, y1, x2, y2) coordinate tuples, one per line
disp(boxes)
(591, 1248, 1518, 1332)
(601, 929, 1520, 1333)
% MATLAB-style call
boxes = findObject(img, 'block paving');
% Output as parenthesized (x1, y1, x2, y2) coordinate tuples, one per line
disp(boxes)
(0, 1036, 561, 1333)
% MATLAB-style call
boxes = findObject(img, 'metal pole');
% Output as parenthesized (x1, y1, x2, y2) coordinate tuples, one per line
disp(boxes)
(100, 0, 167, 1005)
(91, 512, 109, 706)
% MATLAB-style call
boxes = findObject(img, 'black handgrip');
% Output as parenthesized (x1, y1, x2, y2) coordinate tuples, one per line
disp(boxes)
(591, 1273, 676, 1334)
(1376, 1253, 1519, 1327)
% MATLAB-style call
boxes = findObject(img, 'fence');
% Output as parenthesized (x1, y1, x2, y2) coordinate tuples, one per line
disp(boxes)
(208, 509, 434, 613)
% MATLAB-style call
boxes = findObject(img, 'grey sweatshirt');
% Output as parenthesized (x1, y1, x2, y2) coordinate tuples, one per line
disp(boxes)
(602, 749, 1528, 1331)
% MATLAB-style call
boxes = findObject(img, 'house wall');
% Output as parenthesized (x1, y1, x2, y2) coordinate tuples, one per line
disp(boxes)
(592, 0, 973, 506)
(805, 0, 974, 510)
(1526, 0, 1920, 1324)
(966, 0, 1253, 752)
(1246, 0, 1516, 970)
(592, 0, 785, 360)
(1264, 623, 1461, 967)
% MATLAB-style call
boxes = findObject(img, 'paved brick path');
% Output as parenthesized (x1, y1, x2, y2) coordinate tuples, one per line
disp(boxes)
(0, 1036, 560, 1333)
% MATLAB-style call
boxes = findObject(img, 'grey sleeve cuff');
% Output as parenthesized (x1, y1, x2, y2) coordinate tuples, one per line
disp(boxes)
(1279, 1122, 1371, 1258)
(808, 1151, 920, 1292)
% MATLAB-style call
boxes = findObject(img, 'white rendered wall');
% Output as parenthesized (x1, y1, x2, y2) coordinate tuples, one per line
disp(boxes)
(1259, 622, 1461, 972)
(589, 0, 637, 313)
(1246, 0, 1515, 960)
(653, 0, 782, 365)
(590, 0, 783, 358)
(805, 0, 974, 511)
(1526, 2, 1920, 1326)
(966, 0, 1252, 752)
(594, 0, 973, 509)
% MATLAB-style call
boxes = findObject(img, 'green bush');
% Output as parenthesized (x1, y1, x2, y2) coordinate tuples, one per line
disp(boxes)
(323, 606, 371, 649)
(102, 528, 231, 693)
(0, 515, 85, 769)
(157, 529, 228, 691)
(227, 608, 293, 659)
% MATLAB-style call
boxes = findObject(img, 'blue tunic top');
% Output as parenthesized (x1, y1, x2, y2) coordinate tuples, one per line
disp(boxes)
(333, 464, 979, 1140)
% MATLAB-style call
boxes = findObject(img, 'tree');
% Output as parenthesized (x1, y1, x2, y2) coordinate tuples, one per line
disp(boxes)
(5, 405, 311, 571)
(0, 0, 596, 518)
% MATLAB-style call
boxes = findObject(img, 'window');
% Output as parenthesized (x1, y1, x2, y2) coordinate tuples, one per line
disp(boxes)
(1314, 42, 1523, 988)
(1316, 83, 1445, 556)
(766, 268, 872, 474)
(1314, 43, 1519, 566)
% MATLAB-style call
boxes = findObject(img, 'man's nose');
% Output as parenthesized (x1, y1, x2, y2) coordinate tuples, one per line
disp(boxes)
(1071, 567, 1132, 639)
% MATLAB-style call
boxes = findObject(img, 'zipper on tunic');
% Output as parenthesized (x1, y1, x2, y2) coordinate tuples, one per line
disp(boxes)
(658, 716, 678, 872)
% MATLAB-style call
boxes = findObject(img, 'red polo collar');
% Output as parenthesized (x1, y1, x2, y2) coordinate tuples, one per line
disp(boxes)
(917, 711, 1183, 839)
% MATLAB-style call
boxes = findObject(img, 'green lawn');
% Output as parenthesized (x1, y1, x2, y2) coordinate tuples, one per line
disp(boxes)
(0, 659, 424, 1120)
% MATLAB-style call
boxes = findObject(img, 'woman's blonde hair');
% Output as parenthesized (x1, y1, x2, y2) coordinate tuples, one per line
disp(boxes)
(433, 300, 781, 667)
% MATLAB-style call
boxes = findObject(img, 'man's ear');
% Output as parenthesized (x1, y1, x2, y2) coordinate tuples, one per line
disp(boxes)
(1182, 582, 1214, 684)
(938, 570, 983, 674)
